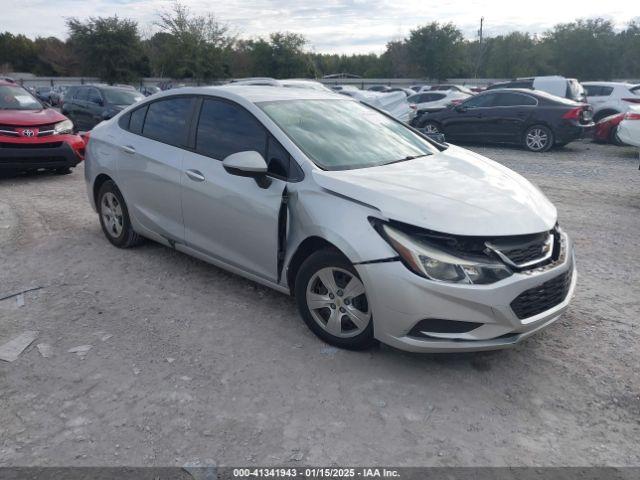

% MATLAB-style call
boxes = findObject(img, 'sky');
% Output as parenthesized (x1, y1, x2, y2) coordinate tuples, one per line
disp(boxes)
(2, 0, 638, 54)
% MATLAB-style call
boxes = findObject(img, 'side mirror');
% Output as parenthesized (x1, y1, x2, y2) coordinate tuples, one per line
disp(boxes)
(223, 151, 271, 188)
(454, 104, 467, 113)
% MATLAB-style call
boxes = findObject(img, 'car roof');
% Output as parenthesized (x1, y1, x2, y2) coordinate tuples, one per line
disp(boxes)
(582, 81, 635, 87)
(160, 85, 345, 103)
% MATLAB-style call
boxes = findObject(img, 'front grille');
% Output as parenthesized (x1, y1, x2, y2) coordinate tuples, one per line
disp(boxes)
(501, 240, 549, 265)
(486, 232, 553, 268)
(510, 269, 573, 319)
(0, 142, 63, 149)
(0, 124, 57, 137)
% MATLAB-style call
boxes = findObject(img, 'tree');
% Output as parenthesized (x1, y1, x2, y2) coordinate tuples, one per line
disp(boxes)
(477, 32, 549, 78)
(406, 22, 465, 80)
(542, 18, 617, 80)
(153, 2, 234, 81)
(66, 16, 145, 83)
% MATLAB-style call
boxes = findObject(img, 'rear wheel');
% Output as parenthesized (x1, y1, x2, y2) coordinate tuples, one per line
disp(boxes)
(523, 125, 554, 152)
(97, 180, 144, 248)
(295, 250, 375, 350)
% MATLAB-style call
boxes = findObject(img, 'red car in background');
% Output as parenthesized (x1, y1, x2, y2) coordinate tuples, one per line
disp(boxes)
(593, 112, 625, 145)
(0, 78, 85, 174)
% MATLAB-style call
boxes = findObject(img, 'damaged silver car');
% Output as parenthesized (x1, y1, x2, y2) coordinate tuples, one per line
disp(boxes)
(84, 86, 576, 352)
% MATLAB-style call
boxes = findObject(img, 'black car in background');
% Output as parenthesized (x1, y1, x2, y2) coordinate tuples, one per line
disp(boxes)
(62, 85, 144, 131)
(414, 89, 594, 152)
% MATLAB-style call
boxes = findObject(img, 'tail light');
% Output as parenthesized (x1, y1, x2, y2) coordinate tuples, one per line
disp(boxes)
(562, 107, 583, 120)
(450, 99, 463, 105)
(409, 104, 417, 110)
(622, 98, 640, 104)
(624, 112, 640, 120)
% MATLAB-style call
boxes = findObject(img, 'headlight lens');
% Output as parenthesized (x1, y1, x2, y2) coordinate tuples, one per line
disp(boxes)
(380, 224, 512, 284)
(54, 119, 73, 135)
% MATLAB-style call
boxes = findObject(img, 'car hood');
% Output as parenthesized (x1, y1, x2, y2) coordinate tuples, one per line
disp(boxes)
(312, 145, 557, 236)
(0, 108, 66, 126)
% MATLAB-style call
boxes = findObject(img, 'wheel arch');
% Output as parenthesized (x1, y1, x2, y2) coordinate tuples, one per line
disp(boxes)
(93, 173, 114, 208)
(593, 108, 620, 123)
(286, 236, 351, 295)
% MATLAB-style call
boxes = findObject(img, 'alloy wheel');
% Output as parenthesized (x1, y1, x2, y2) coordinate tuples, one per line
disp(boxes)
(305, 267, 371, 338)
(423, 123, 439, 134)
(101, 192, 124, 238)
(525, 128, 549, 151)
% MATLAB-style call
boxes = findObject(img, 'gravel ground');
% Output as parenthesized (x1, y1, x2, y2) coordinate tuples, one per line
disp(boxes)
(0, 140, 639, 467)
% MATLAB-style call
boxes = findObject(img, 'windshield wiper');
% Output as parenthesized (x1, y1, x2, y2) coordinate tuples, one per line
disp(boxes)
(382, 154, 429, 166)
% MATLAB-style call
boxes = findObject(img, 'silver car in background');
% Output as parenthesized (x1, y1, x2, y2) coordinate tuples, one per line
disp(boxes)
(84, 86, 576, 352)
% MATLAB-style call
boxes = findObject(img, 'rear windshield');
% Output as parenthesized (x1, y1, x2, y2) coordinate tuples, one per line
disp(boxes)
(631, 85, 640, 95)
(103, 88, 144, 105)
(259, 99, 437, 171)
(0, 85, 43, 110)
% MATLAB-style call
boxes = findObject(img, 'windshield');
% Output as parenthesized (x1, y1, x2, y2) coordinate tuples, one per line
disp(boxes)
(259, 99, 437, 171)
(103, 89, 144, 105)
(0, 85, 43, 110)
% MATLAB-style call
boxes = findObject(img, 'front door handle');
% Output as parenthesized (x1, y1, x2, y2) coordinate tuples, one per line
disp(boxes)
(122, 145, 136, 154)
(185, 169, 205, 182)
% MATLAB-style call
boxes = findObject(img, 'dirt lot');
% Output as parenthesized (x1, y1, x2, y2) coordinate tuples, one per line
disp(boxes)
(0, 140, 639, 467)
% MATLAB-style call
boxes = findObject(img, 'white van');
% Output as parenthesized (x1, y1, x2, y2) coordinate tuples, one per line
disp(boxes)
(487, 76, 586, 102)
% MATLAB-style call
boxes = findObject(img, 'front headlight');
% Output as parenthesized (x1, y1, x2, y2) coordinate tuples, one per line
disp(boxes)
(54, 119, 74, 135)
(380, 224, 512, 284)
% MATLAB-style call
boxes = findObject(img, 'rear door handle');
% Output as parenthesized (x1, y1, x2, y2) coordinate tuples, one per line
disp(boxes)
(122, 145, 136, 154)
(185, 169, 205, 182)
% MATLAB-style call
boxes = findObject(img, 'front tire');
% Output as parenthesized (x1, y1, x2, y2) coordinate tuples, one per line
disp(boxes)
(611, 126, 626, 146)
(421, 121, 441, 134)
(524, 125, 554, 152)
(294, 249, 375, 350)
(97, 180, 144, 248)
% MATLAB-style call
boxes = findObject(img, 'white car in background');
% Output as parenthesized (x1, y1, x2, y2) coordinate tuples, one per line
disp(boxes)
(583, 82, 640, 122)
(230, 78, 332, 92)
(339, 89, 415, 123)
(616, 107, 640, 147)
(420, 84, 474, 95)
(407, 90, 471, 115)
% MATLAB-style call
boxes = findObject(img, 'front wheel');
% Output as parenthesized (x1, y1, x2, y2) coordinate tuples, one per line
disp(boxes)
(611, 127, 626, 146)
(295, 250, 375, 350)
(422, 121, 440, 134)
(523, 125, 554, 152)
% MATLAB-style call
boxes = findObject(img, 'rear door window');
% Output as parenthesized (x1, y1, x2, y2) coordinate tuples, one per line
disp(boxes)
(462, 93, 496, 108)
(493, 92, 537, 106)
(142, 97, 194, 147)
(195, 99, 267, 160)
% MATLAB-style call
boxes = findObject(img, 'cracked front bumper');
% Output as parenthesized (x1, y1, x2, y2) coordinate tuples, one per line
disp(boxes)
(356, 234, 576, 352)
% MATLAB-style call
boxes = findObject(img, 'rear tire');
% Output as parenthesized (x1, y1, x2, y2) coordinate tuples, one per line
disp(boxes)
(523, 125, 554, 152)
(294, 249, 375, 350)
(97, 180, 144, 248)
